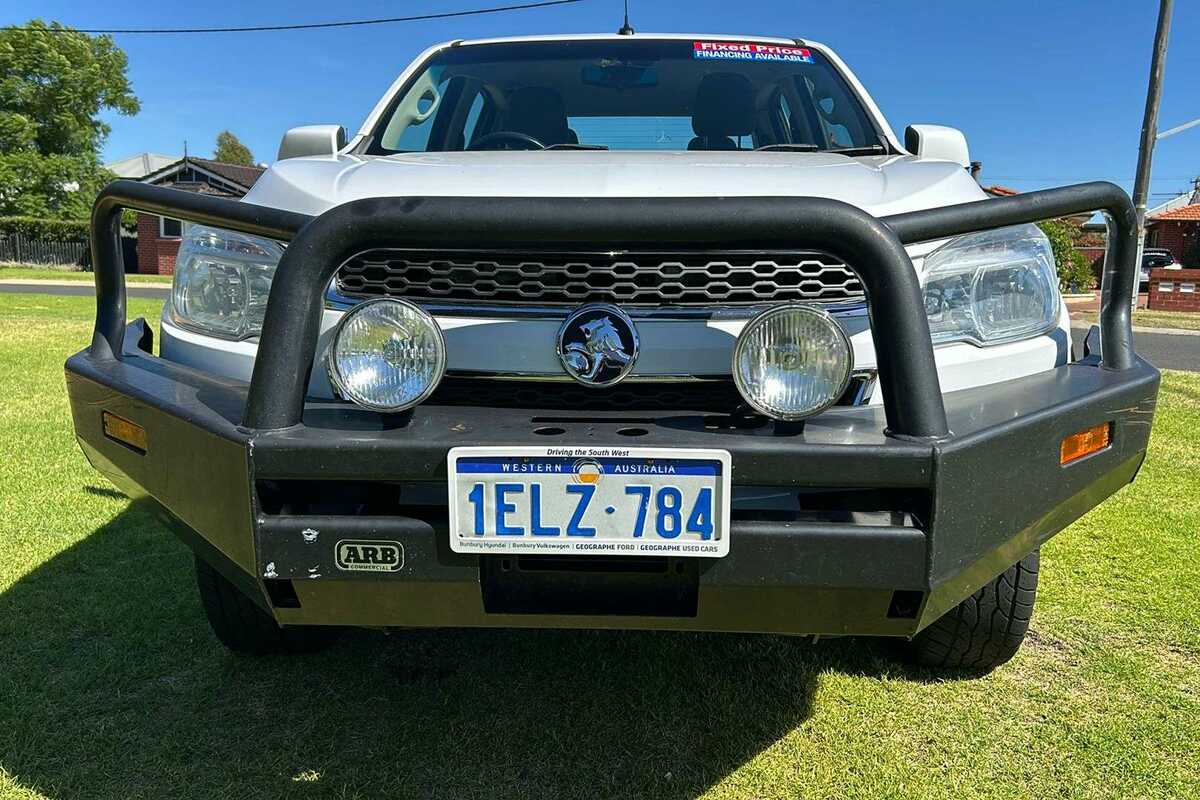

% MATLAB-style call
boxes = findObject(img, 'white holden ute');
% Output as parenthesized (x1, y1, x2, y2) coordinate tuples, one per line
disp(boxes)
(68, 32, 1159, 673)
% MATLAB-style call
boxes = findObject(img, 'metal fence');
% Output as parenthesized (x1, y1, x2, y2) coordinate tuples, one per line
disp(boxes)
(0, 233, 88, 266)
(0, 232, 139, 271)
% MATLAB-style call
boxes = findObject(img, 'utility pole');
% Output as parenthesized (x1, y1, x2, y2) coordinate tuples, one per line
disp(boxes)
(1130, 0, 1174, 310)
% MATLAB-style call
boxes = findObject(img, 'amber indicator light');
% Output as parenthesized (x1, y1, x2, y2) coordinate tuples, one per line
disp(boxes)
(1060, 422, 1111, 465)
(102, 411, 147, 454)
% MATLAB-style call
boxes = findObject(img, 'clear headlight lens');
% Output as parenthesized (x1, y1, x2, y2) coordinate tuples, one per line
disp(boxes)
(170, 225, 284, 339)
(732, 304, 853, 420)
(327, 299, 446, 412)
(921, 224, 1060, 346)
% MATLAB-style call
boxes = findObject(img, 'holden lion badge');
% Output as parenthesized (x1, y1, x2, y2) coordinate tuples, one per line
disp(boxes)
(556, 304, 640, 387)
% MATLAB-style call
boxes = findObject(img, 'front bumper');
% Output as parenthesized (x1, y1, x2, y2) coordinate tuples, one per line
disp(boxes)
(69, 180, 1158, 637)
(66, 319, 1158, 637)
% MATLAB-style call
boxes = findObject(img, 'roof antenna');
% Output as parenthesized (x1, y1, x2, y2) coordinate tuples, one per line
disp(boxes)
(617, 0, 634, 35)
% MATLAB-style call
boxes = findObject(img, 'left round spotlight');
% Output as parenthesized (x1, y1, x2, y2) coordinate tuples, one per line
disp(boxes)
(327, 298, 446, 412)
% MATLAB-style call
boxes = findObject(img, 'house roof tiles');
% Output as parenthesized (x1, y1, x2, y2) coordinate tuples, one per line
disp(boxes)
(1150, 204, 1200, 222)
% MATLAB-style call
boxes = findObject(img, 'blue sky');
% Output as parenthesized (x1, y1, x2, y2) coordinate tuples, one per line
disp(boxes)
(6, 0, 1199, 203)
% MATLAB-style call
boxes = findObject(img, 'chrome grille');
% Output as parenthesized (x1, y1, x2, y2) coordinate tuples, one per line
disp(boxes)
(335, 249, 863, 306)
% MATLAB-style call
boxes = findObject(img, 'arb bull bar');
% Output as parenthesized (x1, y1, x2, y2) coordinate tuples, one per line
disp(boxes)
(65, 180, 1159, 636)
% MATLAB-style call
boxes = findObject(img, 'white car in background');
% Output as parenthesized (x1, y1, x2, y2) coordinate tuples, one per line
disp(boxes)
(1140, 247, 1183, 289)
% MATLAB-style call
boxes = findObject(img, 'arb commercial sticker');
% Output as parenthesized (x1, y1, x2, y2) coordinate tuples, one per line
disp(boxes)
(694, 41, 814, 63)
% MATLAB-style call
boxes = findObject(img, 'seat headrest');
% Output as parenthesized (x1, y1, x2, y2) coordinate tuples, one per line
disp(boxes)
(692, 73, 756, 139)
(505, 87, 573, 145)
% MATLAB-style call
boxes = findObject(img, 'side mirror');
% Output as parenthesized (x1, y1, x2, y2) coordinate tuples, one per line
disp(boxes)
(904, 124, 970, 168)
(277, 125, 347, 160)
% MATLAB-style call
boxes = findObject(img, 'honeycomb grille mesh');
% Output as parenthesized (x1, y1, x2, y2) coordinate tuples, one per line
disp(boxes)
(335, 250, 863, 306)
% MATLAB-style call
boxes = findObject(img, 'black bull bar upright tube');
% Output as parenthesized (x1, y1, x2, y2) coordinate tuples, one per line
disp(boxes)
(87, 180, 1139, 440)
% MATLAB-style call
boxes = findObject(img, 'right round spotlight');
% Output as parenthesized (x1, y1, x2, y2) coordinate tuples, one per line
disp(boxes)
(731, 304, 853, 420)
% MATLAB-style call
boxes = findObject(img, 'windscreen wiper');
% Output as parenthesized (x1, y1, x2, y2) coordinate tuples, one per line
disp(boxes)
(753, 143, 819, 152)
(753, 143, 888, 155)
(822, 145, 887, 156)
(544, 143, 610, 150)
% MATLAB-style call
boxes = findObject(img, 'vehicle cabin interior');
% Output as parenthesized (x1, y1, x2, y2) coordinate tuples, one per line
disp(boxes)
(371, 42, 883, 153)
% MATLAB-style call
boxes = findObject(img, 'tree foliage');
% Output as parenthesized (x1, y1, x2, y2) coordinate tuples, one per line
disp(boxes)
(1037, 218, 1095, 292)
(0, 151, 114, 219)
(0, 20, 137, 219)
(0, 215, 89, 240)
(0, 20, 139, 155)
(214, 130, 254, 166)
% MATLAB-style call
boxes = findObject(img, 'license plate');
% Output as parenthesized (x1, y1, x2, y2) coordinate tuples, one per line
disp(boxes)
(447, 446, 731, 557)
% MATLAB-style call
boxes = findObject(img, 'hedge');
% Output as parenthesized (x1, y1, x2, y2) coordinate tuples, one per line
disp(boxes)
(1037, 218, 1096, 293)
(0, 216, 90, 241)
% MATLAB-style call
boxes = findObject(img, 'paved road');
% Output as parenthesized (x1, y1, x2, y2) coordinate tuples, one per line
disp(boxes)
(1071, 325, 1199, 372)
(0, 281, 170, 300)
(3, 281, 1197, 372)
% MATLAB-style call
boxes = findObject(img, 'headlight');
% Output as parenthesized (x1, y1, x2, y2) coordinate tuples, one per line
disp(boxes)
(327, 299, 446, 412)
(732, 304, 853, 421)
(170, 225, 283, 339)
(921, 224, 1059, 346)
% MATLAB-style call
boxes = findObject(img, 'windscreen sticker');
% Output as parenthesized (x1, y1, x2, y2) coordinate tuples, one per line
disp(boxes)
(693, 41, 813, 63)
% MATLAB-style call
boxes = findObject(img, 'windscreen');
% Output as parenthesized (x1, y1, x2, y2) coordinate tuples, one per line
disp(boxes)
(369, 39, 885, 153)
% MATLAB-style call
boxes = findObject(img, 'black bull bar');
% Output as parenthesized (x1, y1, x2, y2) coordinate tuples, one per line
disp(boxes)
(89, 179, 1142, 440)
(70, 179, 1161, 634)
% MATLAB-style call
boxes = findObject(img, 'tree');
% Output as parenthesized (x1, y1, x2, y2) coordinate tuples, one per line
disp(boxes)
(1038, 218, 1094, 292)
(214, 130, 254, 165)
(0, 151, 113, 219)
(0, 20, 139, 156)
(0, 20, 138, 219)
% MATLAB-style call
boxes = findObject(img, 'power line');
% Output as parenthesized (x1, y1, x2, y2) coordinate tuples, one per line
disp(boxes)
(24, 0, 585, 35)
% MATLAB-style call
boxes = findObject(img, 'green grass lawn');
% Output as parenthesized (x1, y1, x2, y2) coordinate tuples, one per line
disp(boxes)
(1073, 308, 1200, 332)
(0, 264, 172, 284)
(1, 293, 1198, 799)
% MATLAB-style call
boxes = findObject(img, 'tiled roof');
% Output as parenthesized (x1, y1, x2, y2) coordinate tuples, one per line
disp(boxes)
(139, 156, 266, 196)
(1150, 203, 1200, 222)
(187, 157, 266, 189)
(1148, 189, 1200, 216)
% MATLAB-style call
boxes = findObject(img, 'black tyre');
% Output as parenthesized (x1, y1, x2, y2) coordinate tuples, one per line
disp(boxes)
(907, 549, 1039, 672)
(194, 556, 340, 655)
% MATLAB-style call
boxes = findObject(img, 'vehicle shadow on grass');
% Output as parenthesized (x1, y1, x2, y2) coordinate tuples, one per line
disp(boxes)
(0, 499, 929, 800)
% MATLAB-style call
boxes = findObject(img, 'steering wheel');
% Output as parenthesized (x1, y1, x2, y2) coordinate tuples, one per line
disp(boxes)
(467, 131, 546, 151)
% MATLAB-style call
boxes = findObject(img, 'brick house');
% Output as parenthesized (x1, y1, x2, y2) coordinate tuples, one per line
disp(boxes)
(134, 157, 265, 274)
(1145, 203, 1200, 268)
(1145, 202, 1200, 312)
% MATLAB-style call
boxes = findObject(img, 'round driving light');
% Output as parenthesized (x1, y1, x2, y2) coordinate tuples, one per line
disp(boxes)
(732, 304, 853, 420)
(327, 298, 446, 412)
